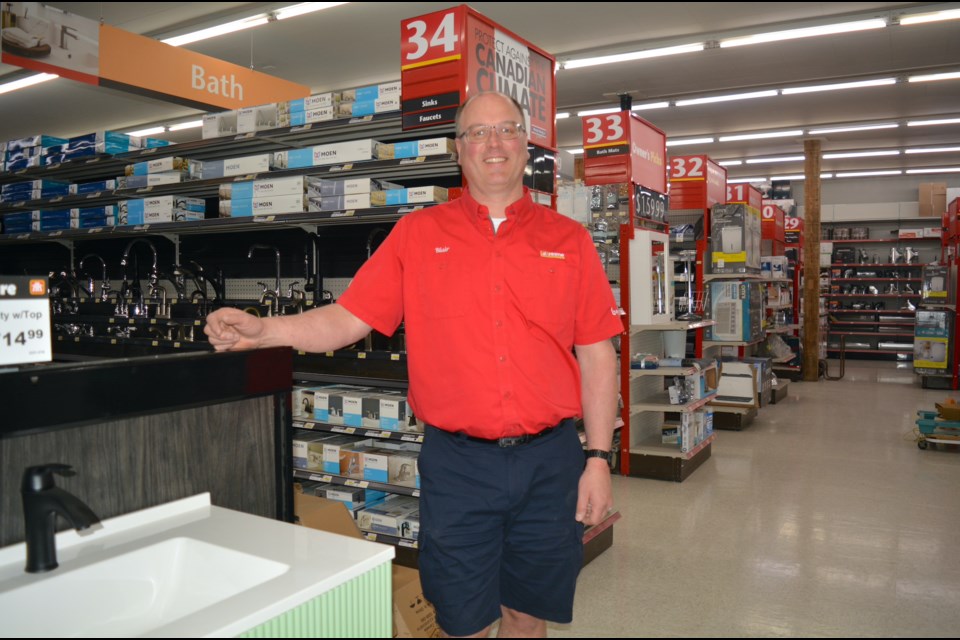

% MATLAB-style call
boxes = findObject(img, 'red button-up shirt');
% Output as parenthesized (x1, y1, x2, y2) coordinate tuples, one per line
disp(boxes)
(337, 188, 623, 438)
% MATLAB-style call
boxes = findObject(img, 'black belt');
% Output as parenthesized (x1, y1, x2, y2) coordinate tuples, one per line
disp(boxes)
(432, 418, 573, 448)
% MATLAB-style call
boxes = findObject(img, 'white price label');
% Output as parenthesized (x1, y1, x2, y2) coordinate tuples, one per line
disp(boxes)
(0, 277, 52, 366)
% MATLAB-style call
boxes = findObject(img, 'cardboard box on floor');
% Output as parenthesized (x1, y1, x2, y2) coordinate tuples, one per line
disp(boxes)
(294, 490, 439, 638)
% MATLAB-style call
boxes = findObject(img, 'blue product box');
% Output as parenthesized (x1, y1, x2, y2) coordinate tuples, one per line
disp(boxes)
(144, 137, 173, 148)
(77, 215, 116, 228)
(73, 206, 117, 219)
(71, 180, 117, 195)
(284, 148, 315, 169)
(2, 180, 70, 195)
(38, 218, 77, 231)
(6, 135, 67, 152)
(4, 156, 41, 171)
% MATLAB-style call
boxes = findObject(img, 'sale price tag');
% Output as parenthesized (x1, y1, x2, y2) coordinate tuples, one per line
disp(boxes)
(0, 276, 52, 366)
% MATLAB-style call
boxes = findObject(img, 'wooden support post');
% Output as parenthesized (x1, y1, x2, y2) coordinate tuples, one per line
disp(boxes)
(802, 139, 822, 382)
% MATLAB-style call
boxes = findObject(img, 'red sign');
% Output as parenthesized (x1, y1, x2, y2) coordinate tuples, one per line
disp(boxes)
(667, 155, 727, 210)
(401, 5, 556, 149)
(727, 184, 762, 210)
(582, 111, 666, 193)
(784, 213, 803, 243)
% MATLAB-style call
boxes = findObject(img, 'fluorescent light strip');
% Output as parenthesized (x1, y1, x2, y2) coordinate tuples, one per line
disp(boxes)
(823, 150, 899, 159)
(126, 126, 166, 137)
(907, 118, 960, 127)
(899, 9, 960, 25)
(631, 101, 670, 111)
(719, 130, 803, 142)
(665, 137, 715, 147)
(765, 174, 835, 180)
(676, 90, 778, 106)
(720, 18, 886, 48)
(555, 112, 571, 119)
(905, 146, 960, 154)
(834, 170, 902, 177)
(565, 148, 584, 155)
(563, 43, 704, 70)
(906, 167, 960, 174)
(745, 155, 805, 164)
(275, 2, 348, 20)
(718, 160, 743, 167)
(0, 72, 58, 95)
(162, 14, 269, 46)
(782, 78, 896, 95)
(576, 106, 619, 117)
(807, 123, 899, 134)
(727, 177, 767, 184)
(168, 120, 204, 131)
(909, 71, 960, 83)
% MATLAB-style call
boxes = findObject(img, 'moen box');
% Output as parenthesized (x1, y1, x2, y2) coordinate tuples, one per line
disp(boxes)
(271, 139, 383, 170)
(278, 106, 335, 127)
(117, 172, 187, 189)
(371, 186, 448, 206)
(357, 495, 420, 538)
(198, 154, 271, 179)
(313, 384, 372, 424)
(346, 95, 401, 117)
(322, 437, 373, 478)
(284, 92, 335, 113)
(219, 194, 309, 217)
(293, 494, 439, 638)
(380, 137, 456, 160)
(219, 175, 324, 200)
(292, 431, 333, 470)
(125, 156, 191, 176)
(202, 111, 238, 139)
(307, 193, 372, 212)
(311, 177, 403, 197)
(237, 104, 279, 133)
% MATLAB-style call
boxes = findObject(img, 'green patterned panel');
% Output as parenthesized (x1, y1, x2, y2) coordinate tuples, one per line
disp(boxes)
(240, 562, 391, 638)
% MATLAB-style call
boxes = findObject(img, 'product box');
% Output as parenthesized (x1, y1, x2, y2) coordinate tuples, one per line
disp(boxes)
(380, 137, 457, 160)
(67, 130, 140, 156)
(125, 156, 191, 176)
(322, 436, 373, 478)
(119, 196, 206, 225)
(5, 134, 67, 152)
(202, 111, 238, 139)
(387, 449, 419, 488)
(69, 179, 117, 195)
(361, 447, 392, 483)
(336, 81, 401, 103)
(77, 215, 116, 229)
(237, 104, 280, 133)
(357, 495, 419, 538)
(293, 385, 329, 420)
(307, 193, 372, 212)
(315, 384, 374, 424)
(292, 431, 334, 470)
(370, 186, 448, 206)
(341, 388, 366, 427)
(323, 484, 387, 511)
(221, 175, 324, 200)
(71, 205, 118, 220)
(271, 139, 383, 170)
(919, 182, 947, 218)
(5, 156, 42, 170)
(219, 194, 309, 217)
(278, 107, 335, 127)
(376, 392, 409, 431)
(348, 95, 401, 117)
(198, 154, 271, 179)
(293, 494, 439, 639)
(705, 281, 764, 342)
(311, 177, 404, 197)
(898, 228, 924, 239)
(710, 203, 762, 274)
(284, 92, 335, 113)
(116, 172, 187, 189)
(710, 362, 759, 408)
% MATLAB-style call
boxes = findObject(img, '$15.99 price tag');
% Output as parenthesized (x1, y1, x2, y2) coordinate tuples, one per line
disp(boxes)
(0, 276, 52, 366)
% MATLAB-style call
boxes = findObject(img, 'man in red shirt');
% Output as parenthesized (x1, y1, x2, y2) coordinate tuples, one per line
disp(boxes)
(205, 91, 622, 638)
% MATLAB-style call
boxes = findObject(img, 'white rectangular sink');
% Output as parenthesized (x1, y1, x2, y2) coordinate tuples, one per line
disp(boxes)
(0, 493, 394, 637)
(1, 537, 289, 637)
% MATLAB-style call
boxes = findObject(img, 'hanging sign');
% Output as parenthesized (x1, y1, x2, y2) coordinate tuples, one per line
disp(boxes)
(581, 111, 667, 193)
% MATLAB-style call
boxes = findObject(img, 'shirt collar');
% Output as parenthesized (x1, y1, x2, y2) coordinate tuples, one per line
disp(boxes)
(462, 186, 535, 224)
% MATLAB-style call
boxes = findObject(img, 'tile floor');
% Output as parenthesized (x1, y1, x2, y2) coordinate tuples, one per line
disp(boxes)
(550, 361, 960, 638)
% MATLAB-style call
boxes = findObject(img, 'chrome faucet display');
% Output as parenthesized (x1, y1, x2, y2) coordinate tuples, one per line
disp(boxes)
(248, 244, 281, 316)
(21, 464, 100, 573)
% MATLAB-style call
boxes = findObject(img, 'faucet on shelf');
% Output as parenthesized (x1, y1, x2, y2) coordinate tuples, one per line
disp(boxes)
(21, 464, 100, 574)
(78, 253, 110, 303)
(120, 239, 160, 316)
(248, 244, 281, 315)
(303, 232, 332, 306)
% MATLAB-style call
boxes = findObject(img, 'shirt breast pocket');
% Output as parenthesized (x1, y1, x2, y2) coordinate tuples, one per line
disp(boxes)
(519, 256, 579, 326)
(417, 258, 470, 319)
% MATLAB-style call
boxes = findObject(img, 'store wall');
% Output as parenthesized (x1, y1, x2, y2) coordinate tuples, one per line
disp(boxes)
(790, 175, 959, 206)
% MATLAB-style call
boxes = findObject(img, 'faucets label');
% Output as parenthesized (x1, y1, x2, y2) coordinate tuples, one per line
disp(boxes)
(0, 276, 52, 366)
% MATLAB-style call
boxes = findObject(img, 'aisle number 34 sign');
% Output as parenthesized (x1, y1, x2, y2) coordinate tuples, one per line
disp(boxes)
(0, 276, 52, 366)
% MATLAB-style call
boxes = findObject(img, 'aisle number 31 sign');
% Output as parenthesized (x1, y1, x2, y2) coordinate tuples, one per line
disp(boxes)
(0, 276, 52, 366)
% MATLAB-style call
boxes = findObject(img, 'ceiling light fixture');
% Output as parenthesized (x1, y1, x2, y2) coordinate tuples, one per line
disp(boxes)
(908, 71, 960, 83)
(168, 120, 204, 131)
(906, 167, 960, 174)
(907, 118, 960, 126)
(676, 90, 778, 106)
(719, 130, 803, 142)
(125, 126, 166, 137)
(555, 112, 571, 119)
(823, 150, 900, 159)
(782, 78, 896, 95)
(562, 42, 705, 70)
(576, 106, 620, 117)
(807, 123, 899, 134)
(905, 146, 960, 154)
(162, 14, 270, 46)
(899, 9, 960, 25)
(0, 73, 58, 95)
(666, 137, 715, 147)
(726, 177, 767, 184)
(631, 101, 670, 111)
(718, 160, 743, 167)
(834, 170, 902, 177)
(745, 155, 805, 164)
(719, 18, 886, 48)
(565, 148, 584, 155)
(275, 2, 348, 20)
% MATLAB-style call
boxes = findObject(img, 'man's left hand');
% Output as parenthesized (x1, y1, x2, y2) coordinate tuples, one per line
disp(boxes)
(575, 458, 613, 526)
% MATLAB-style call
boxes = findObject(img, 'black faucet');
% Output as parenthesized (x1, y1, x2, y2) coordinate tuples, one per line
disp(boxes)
(21, 464, 101, 573)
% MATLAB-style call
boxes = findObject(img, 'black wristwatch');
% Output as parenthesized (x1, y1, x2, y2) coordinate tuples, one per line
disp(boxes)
(584, 449, 612, 462)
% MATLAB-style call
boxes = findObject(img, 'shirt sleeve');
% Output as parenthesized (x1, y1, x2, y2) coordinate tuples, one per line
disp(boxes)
(574, 227, 625, 346)
(336, 220, 406, 337)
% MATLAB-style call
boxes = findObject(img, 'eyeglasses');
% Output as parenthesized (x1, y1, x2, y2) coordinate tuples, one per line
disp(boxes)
(458, 122, 526, 143)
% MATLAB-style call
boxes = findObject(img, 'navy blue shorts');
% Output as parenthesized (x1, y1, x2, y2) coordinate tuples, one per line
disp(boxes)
(417, 420, 585, 637)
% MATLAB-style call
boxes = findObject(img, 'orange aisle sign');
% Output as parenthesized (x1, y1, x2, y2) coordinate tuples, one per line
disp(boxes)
(98, 26, 308, 110)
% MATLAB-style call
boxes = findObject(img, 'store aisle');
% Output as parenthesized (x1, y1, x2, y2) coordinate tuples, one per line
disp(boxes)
(553, 363, 960, 638)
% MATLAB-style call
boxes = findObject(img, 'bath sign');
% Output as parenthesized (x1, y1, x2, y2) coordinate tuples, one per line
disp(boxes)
(0, 276, 51, 366)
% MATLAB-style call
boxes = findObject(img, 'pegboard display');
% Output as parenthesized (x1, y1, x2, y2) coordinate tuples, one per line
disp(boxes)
(225, 278, 353, 302)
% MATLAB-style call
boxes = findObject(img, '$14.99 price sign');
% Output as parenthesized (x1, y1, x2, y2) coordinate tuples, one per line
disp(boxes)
(0, 276, 52, 366)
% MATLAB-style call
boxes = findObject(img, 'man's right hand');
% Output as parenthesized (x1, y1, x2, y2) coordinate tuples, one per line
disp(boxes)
(204, 307, 265, 351)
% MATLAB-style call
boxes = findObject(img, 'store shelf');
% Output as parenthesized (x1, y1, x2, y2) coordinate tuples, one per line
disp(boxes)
(826, 237, 939, 244)
(826, 348, 913, 355)
(292, 468, 420, 498)
(830, 278, 922, 283)
(829, 330, 915, 337)
(630, 366, 701, 377)
(292, 420, 424, 444)
(361, 530, 419, 550)
(702, 338, 764, 347)
(629, 393, 715, 414)
(627, 432, 715, 459)
(765, 326, 793, 334)
(825, 263, 924, 268)
(631, 319, 715, 332)
(703, 272, 764, 281)
(823, 294, 921, 299)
